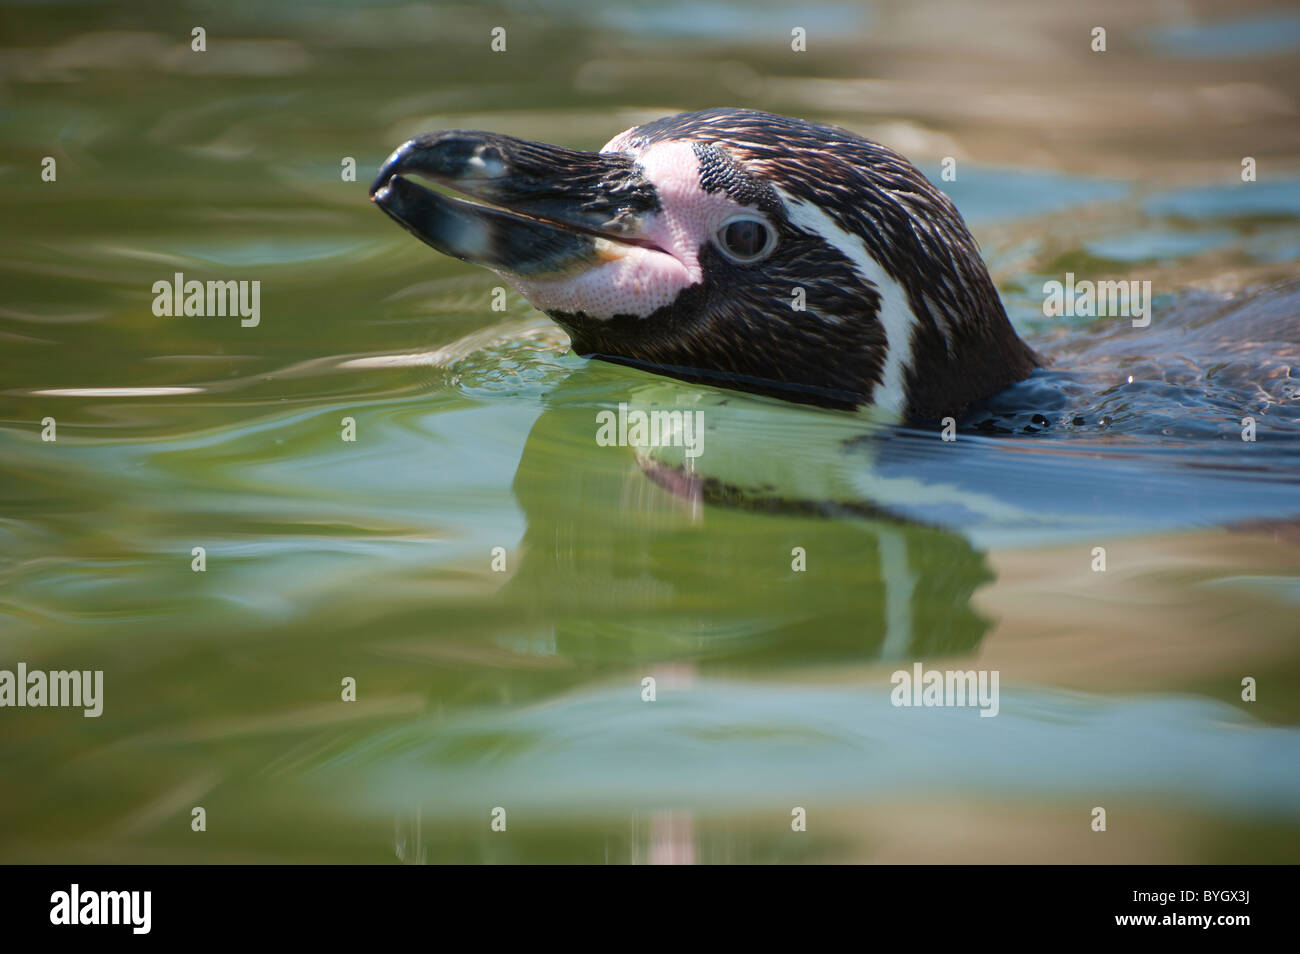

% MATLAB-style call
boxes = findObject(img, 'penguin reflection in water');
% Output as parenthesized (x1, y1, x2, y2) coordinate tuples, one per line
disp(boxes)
(371, 107, 1300, 537)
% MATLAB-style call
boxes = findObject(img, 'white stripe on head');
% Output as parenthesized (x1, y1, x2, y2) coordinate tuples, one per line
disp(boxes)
(774, 186, 918, 421)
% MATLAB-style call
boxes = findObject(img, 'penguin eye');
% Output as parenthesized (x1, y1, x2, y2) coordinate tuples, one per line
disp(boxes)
(715, 217, 775, 263)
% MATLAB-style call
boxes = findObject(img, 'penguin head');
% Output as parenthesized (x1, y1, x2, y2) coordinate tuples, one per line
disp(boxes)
(372, 107, 1037, 419)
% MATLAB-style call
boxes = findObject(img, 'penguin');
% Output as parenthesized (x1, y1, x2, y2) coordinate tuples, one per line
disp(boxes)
(369, 107, 1300, 541)
(370, 107, 1039, 423)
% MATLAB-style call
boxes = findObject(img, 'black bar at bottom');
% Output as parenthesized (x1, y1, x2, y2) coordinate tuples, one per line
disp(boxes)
(0, 864, 1275, 939)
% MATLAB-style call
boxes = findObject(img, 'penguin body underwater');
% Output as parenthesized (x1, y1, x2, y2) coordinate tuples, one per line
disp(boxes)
(370, 107, 1039, 423)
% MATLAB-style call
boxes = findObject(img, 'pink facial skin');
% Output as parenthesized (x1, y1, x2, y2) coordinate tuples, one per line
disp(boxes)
(499, 138, 770, 320)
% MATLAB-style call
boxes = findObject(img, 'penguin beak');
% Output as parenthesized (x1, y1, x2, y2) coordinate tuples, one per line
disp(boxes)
(369, 130, 663, 276)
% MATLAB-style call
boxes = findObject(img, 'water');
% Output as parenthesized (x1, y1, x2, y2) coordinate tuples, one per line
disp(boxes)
(2, 0, 1299, 863)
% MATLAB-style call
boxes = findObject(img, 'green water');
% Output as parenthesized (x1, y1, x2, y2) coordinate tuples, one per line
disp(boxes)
(3, 1, 1300, 863)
